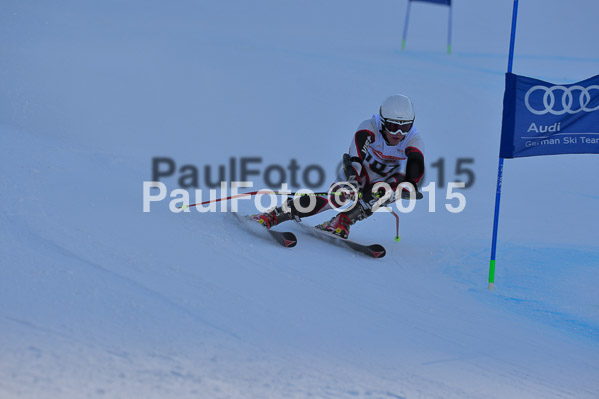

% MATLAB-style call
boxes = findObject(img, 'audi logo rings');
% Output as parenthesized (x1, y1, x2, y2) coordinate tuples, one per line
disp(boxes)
(525, 84, 599, 115)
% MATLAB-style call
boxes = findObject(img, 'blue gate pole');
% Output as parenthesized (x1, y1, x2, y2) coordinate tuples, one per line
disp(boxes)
(447, 3, 453, 54)
(489, 0, 519, 290)
(401, 1, 412, 50)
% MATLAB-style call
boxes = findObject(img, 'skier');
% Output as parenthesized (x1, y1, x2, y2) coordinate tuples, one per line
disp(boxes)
(252, 94, 425, 238)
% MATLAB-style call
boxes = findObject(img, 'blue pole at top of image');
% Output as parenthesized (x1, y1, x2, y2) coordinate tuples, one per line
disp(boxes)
(489, 0, 519, 290)
(401, 1, 412, 50)
(506, 0, 519, 73)
(447, 3, 453, 54)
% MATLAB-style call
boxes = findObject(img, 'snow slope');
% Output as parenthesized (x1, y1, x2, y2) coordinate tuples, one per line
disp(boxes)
(1, 1, 599, 398)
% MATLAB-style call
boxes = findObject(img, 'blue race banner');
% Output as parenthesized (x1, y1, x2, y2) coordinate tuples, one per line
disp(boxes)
(410, 0, 451, 5)
(500, 73, 599, 158)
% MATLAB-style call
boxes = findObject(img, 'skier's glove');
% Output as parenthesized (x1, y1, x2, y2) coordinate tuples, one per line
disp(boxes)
(341, 178, 361, 202)
(399, 181, 421, 200)
(371, 185, 395, 206)
(330, 178, 361, 206)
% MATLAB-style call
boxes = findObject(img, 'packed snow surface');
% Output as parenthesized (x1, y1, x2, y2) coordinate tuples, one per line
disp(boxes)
(1, 1, 598, 398)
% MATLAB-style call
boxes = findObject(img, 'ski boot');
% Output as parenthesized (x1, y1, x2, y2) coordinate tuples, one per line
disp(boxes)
(317, 199, 370, 239)
(318, 213, 352, 238)
(251, 206, 293, 229)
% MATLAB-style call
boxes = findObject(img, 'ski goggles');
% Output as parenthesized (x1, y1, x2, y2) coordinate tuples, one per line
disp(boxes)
(381, 117, 413, 136)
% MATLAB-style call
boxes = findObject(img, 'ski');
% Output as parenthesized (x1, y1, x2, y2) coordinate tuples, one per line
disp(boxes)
(232, 213, 297, 248)
(296, 222, 386, 258)
(266, 229, 297, 248)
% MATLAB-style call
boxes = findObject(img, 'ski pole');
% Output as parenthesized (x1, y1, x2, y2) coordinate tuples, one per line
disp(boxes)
(380, 206, 401, 242)
(390, 209, 401, 242)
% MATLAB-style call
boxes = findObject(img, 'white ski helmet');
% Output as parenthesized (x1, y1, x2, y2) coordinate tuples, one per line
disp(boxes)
(379, 94, 415, 136)
(379, 94, 415, 122)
